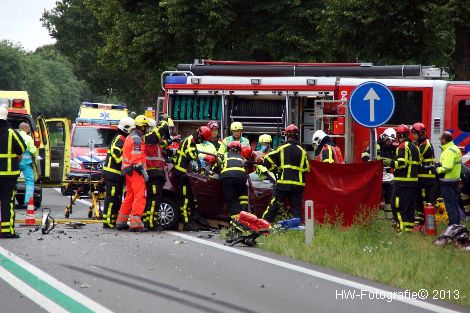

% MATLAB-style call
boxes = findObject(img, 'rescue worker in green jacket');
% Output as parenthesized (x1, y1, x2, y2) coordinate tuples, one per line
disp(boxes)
(386, 124, 420, 233)
(217, 122, 250, 155)
(435, 131, 462, 226)
(174, 126, 212, 230)
(102, 117, 135, 228)
(410, 122, 438, 225)
(262, 124, 310, 223)
(220, 141, 248, 219)
(0, 107, 26, 239)
(142, 118, 167, 230)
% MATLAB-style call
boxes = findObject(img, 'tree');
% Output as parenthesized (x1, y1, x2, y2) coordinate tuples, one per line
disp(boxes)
(0, 41, 27, 90)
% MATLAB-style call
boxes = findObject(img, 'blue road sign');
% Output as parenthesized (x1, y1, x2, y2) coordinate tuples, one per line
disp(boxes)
(349, 81, 395, 128)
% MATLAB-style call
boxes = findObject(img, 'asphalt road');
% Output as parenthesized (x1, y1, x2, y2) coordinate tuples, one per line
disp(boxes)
(0, 188, 467, 313)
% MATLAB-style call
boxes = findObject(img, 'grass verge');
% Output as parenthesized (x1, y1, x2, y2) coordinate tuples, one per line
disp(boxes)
(256, 218, 470, 307)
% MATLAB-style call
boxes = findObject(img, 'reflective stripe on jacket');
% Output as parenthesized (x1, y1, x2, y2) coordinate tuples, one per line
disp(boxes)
(317, 144, 345, 164)
(218, 136, 250, 155)
(121, 129, 145, 170)
(391, 140, 420, 184)
(263, 141, 310, 187)
(103, 134, 125, 176)
(220, 151, 246, 180)
(417, 138, 435, 180)
(174, 135, 197, 173)
(0, 126, 26, 176)
(144, 127, 165, 176)
(437, 141, 462, 182)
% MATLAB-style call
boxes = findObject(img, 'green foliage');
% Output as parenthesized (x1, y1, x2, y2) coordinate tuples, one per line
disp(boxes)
(0, 41, 27, 90)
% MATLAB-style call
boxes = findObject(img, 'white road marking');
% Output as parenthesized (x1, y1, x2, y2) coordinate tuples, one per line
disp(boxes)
(167, 231, 460, 313)
(0, 246, 114, 313)
(0, 266, 69, 313)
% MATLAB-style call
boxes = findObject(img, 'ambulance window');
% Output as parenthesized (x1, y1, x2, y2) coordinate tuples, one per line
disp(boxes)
(458, 100, 470, 132)
(47, 122, 65, 148)
(387, 90, 422, 125)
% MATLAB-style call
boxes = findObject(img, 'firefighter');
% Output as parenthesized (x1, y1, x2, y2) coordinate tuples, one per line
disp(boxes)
(18, 122, 37, 207)
(435, 131, 462, 226)
(158, 114, 174, 143)
(386, 124, 420, 233)
(262, 124, 310, 223)
(220, 141, 248, 219)
(361, 128, 396, 162)
(311, 130, 345, 163)
(174, 126, 212, 230)
(258, 134, 272, 154)
(142, 118, 167, 230)
(102, 117, 135, 229)
(217, 122, 250, 155)
(410, 122, 438, 225)
(207, 120, 222, 150)
(0, 107, 25, 239)
(116, 115, 149, 232)
(196, 136, 217, 172)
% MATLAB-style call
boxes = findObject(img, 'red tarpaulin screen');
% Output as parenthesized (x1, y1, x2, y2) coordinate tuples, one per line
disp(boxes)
(303, 160, 383, 226)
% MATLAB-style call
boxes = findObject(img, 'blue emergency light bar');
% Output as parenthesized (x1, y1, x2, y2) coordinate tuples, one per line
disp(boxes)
(164, 76, 188, 84)
(75, 117, 120, 125)
(81, 102, 127, 110)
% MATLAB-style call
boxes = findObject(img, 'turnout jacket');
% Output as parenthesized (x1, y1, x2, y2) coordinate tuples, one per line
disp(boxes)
(416, 137, 436, 183)
(174, 135, 198, 174)
(103, 133, 126, 180)
(220, 151, 246, 180)
(390, 139, 420, 185)
(144, 127, 166, 178)
(263, 140, 310, 188)
(0, 122, 26, 177)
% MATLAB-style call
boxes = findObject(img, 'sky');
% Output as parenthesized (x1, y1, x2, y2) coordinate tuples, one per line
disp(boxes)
(0, 0, 58, 51)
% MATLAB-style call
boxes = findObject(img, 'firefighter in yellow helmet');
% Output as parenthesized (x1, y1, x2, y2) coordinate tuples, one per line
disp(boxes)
(0, 107, 26, 239)
(217, 122, 249, 155)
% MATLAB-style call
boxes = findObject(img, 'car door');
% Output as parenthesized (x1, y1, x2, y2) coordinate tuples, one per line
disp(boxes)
(36, 115, 51, 180)
(42, 118, 71, 186)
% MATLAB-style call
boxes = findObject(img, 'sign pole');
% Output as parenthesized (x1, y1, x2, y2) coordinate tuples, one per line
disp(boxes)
(369, 128, 377, 160)
(305, 200, 314, 245)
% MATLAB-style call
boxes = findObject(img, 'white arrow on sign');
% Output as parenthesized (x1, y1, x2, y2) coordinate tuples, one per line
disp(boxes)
(363, 88, 380, 122)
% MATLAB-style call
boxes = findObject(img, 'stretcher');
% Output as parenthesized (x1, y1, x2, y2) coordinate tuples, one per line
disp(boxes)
(225, 211, 271, 247)
(62, 177, 105, 219)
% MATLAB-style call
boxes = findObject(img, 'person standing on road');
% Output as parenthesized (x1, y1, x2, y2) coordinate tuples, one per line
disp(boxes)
(217, 122, 249, 155)
(220, 141, 248, 219)
(410, 122, 438, 225)
(0, 107, 25, 239)
(18, 122, 36, 207)
(388, 124, 420, 233)
(435, 131, 462, 226)
(116, 115, 149, 232)
(173, 126, 212, 230)
(312, 129, 344, 163)
(142, 118, 167, 230)
(262, 124, 310, 223)
(102, 117, 135, 229)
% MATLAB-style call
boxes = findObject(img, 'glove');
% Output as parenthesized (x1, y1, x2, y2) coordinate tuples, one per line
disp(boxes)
(382, 158, 391, 166)
(121, 166, 133, 176)
(134, 164, 149, 182)
(422, 164, 434, 171)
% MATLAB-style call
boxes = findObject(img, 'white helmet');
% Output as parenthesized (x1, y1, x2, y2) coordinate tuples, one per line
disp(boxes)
(381, 128, 396, 141)
(117, 117, 135, 134)
(312, 130, 327, 146)
(147, 118, 157, 128)
(0, 107, 8, 120)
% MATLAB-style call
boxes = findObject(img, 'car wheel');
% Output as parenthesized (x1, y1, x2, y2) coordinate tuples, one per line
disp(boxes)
(157, 197, 179, 230)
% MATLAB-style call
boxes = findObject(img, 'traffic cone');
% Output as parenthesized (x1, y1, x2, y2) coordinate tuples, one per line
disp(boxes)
(22, 198, 37, 226)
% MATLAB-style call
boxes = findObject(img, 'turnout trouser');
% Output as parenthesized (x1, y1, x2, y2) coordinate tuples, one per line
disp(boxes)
(175, 172, 194, 224)
(0, 178, 18, 236)
(392, 183, 418, 232)
(262, 186, 303, 223)
(103, 179, 124, 228)
(143, 176, 165, 229)
(415, 180, 439, 225)
(221, 177, 248, 218)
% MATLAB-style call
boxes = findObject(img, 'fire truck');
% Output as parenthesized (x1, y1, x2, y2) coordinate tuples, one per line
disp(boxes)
(161, 60, 470, 165)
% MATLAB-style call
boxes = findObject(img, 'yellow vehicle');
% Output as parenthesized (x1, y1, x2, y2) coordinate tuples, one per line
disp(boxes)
(0, 91, 71, 208)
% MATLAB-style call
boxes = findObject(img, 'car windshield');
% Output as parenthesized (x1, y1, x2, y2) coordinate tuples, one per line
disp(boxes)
(72, 127, 117, 147)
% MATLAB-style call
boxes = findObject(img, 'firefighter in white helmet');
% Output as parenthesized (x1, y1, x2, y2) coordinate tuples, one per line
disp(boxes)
(217, 121, 249, 155)
(312, 130, 344, 163)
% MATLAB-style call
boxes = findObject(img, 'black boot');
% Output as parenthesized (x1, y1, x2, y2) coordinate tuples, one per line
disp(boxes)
(0, 233, 20, 239)
(115, 223, 129, 231)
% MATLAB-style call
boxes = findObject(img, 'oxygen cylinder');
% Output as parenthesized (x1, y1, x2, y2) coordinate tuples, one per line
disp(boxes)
(424, 202, 437, 236)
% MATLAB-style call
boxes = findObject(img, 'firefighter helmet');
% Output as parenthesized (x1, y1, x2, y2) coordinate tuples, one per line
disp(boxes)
(395, 124, 410, 135)
(147, 118, 157, 128)
(230, 122, 243, 131)
(312, 130, 327, 146)
(228, 141, 242, 152)
(117, 117, 135, 134)
(410, 122, 426, 134)
(207, 120, 219, 129)
(381, 128, 396, 141)
(134, 115, 149, 127)
(198, 126, 212, 141)
(241, 146, 253, 159)
(258, 134, 272, 144)
(285, 124, 299, 134)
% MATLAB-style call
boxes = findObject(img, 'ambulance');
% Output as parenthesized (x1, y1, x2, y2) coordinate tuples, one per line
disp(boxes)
(68, 102, 128, 180)
(161, 60, 470, 164)
(0, 91, 71, 208)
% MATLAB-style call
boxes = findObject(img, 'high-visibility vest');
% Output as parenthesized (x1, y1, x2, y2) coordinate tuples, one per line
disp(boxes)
(220, 151, 246, 180)
(0, 126, 26, 176)
(122, 129, 145, 171)
(437, 141, 462, 182)
(316, 144, 345, 164)
(103, 134, 125, 176)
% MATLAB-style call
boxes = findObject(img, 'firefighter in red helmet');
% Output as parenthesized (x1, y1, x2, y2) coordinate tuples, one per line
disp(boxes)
(220, 141, 249, 219)
(174, 126, 212, 230)
(388, 124, 420, 233)
(262, 124, 310, 223)
(410, 122, 438, 225)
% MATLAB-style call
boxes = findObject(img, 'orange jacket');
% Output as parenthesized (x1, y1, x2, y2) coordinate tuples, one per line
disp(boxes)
(122, 129, 146, 170)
